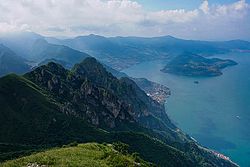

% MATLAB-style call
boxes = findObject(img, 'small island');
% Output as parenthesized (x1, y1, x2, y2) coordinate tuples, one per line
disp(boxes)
(194, 81, 199, 84)
(161, 53, 237, 77)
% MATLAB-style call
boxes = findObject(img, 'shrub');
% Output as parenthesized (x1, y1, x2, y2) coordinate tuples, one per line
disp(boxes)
(112, 142, 129, 154)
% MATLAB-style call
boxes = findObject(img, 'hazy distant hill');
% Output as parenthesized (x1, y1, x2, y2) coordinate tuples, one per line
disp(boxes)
(1, 32, 249, 71)
(29, 39, 90, 64)
(0, 32, 43, 58)
(0, 44, 31, 76)
(46, 34, 250, 70)
(0, 32, 90, 66)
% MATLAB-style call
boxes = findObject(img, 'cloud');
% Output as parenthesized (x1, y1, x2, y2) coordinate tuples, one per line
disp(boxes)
(0, 0, 249, 40)
(215, 0, 249, 17)
(200, 1, 209, 14)
(147, 9, 199, 24)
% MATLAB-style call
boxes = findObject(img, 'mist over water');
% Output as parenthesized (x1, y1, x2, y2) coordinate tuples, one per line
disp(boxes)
(122, 53, 250, 167)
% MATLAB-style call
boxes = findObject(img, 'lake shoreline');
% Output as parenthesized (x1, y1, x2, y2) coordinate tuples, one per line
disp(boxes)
(122, 52, 250, 167)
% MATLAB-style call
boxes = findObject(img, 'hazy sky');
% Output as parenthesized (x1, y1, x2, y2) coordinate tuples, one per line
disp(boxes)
(0, 0, 249, 40)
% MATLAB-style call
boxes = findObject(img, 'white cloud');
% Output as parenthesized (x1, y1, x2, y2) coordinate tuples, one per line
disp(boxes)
(215, 0, 249, 17)
(147, 9, 199, 24)
(0, 0, 249, 40)
(200, 1, 209, 14)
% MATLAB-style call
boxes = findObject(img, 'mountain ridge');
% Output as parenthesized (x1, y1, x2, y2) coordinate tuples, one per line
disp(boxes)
(0, 57, 237, 166)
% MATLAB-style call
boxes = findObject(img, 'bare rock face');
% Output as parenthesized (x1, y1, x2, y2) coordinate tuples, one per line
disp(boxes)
(86, 110, 99, 126)
(24, 58, 175, 132)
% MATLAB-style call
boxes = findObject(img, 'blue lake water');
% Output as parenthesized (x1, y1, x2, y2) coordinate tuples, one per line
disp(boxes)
(122, 53, 250, 167)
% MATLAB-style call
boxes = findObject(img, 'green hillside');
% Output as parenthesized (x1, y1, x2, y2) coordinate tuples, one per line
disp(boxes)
(0, 58, 237, 167)
(0, 143, 151, 167)
(0, 74, 194, 167)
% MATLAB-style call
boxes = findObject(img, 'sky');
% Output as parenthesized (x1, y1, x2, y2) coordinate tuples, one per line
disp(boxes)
(0, 0, 249, 40)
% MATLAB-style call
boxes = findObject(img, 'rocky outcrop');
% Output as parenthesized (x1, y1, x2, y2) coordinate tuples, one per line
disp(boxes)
(24, 58, 179, 137)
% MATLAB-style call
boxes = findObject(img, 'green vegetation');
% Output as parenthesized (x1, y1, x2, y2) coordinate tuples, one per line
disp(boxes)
(161, 53, 237, 77)
(0, 74, 195, 166)
(1, 143, 151, 167)
(0, 58, 237, 166)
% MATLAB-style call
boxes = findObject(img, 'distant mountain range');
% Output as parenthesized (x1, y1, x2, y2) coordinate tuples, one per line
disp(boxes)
(46, 34, 250, 70)
(0, 57, 237, 166)
(1, 32, 249, 72)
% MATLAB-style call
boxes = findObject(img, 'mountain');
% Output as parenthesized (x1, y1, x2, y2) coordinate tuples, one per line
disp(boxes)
(212, 40, 250, 51)
(161, 53, 238, 77)
(0, 32, 90, 67)
(0, 32, 43, 58)
(25, 57, 176, 132)
(38, 58, 71, 69)
(49, 59, 171, 104)
(46, 34, 250, 70)
(0, 58, 237, 166)
(1, 32, 249, 72)
(29, 39, 90, 64)
(0, 44, 31, 76)
(0, 74, 194, 166)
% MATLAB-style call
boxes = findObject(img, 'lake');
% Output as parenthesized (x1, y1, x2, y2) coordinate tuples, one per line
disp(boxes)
(122, 53, 250, 167)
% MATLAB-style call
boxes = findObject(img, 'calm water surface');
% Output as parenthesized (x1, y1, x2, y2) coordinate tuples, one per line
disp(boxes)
(122, 53, 250, 167)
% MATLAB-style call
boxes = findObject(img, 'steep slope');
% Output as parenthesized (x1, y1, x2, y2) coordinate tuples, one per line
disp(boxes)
(0, 59, 238, 167)
(0, 75, 195, 167)
(24, 58, 238, 166)
(44, 60, 171, 104)
(0, 44, 31, 76)
(25, 57, 178, 137)
(0, 74, 110, 145)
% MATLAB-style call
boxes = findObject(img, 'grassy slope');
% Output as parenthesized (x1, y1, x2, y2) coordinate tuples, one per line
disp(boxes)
(0, 143, 151, 167)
